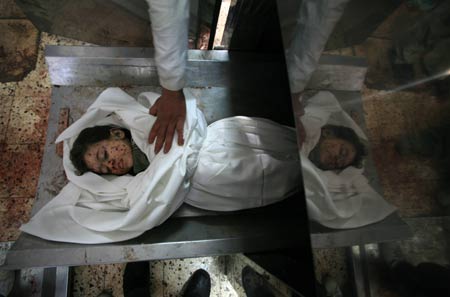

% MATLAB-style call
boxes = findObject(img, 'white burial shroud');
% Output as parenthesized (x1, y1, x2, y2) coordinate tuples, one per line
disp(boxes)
(21, 88, 207, 243)
(20, 88, 302, 243)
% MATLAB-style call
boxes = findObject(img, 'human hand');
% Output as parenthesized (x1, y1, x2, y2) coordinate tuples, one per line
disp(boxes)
(295, 118, 306, 148)
(292, 92, 306, 148)
(148, 88, 186, 154)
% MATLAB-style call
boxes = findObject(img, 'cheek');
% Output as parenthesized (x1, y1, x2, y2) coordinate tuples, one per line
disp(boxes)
(84, 153, 93, 163)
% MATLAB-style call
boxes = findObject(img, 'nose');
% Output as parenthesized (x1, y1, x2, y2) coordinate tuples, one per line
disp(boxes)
(105, 159, 116, 170)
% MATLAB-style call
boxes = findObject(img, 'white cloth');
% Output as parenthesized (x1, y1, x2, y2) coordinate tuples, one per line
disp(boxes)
(300, 91, 396, 228)
(187, 117, 301, 211)
(21, 88, 207, 243)
(146, 0, 189, 91)
(20, 88, 301, 243)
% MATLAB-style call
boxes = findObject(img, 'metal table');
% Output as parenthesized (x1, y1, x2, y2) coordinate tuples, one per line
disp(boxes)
(3, 47, 411, 272)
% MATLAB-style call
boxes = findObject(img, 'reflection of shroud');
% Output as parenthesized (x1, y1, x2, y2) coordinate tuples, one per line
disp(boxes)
(300, 91, 396, 229)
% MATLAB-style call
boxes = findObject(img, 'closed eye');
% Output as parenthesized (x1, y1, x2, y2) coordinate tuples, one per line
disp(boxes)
(98, 147, 108, 161)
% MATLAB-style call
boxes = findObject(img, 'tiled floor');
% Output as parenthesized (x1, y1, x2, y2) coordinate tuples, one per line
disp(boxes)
(0, 1, 449, 296)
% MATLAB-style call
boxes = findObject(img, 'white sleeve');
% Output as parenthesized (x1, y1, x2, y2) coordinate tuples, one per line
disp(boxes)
(146, 0, 189, 91)
(284, 0, 348, 93)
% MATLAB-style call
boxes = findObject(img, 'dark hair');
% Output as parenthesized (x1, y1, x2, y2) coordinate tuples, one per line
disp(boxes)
(321, 124, 367, 168)
(70, 125, 131, 174)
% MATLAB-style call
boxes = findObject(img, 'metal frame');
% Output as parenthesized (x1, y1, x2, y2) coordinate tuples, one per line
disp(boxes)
(3, 47, 411, 272)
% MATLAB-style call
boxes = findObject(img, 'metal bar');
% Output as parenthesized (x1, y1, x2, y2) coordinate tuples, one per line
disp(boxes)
(3, 208, 305, 269)
(54, 267, 70, 297)
(348, 245, 366, 297)
(310, 213, 412, 248)
(44, 46, 367, 91)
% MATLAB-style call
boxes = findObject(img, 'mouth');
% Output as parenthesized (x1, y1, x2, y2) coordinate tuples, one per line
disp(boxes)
(119, 159, 124, 170)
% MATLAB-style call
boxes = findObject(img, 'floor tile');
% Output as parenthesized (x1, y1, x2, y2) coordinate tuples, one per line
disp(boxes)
(380, 217, 450, 265)
(362, 88, 447, 143)
(0, 95, 14, 142)
(0, 83, 17, 97)
(0, 143, 43, 198)
(149, 260, 164, 297)
(6, 95, 50, 144)
(0, 0, 26, 18)
(0, 198, 33, 241)
(225, 254, 291, 297)
(382, 180, 441, 217)
(313, 248, 348, 288)
(14, 35, 52, 99)
(371, 139, 440, 182)
(40, 31, 93, 46)
(0, 19, 39, 82)
(72, 263, 125, 297)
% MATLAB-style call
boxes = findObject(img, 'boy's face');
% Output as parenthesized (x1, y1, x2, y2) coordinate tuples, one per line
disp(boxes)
(83, 128, 133, 175)
(318, 137, 356, 170)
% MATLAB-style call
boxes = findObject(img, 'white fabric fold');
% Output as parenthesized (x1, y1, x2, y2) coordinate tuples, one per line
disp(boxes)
(186, 117, 301, 211)
(283, 0, 349, 93)
(21, 88, 300, 243)
(20, 88, 390, 243)
(300, 91, 396, 228)
(21, 88, 207, 243)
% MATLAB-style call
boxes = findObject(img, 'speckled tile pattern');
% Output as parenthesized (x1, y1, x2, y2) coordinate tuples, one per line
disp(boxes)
(6, 95, 50, 144)
(225, 254, 292, 297)
(72, 263, 126, 297)
(312, 248, 347, 286)
(72, 257, 240, 297)
(0, 144, 43, 198)
(381, 217, 450, 266)
(149, 260, 164, 297)
(362, 88, 449, 217)
(0, 20, 89, 242)
(0, 94, 14, 143)
(0, 198, 34, 241)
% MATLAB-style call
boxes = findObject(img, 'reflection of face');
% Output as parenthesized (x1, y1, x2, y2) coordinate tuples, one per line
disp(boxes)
(83, 129, 133, 175)
(318, 138, 356, 170)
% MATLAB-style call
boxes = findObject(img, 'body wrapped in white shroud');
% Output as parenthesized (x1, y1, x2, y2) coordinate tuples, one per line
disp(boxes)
(20, 88, 301, 243)
(300, 91, 396, 228)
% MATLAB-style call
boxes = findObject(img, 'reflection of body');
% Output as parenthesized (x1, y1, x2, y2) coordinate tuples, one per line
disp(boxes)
(308, 124, 366, 171)
(300, 91, 395, 228)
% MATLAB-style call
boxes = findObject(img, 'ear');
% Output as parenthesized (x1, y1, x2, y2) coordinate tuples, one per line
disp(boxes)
(110, 128, 125, 139)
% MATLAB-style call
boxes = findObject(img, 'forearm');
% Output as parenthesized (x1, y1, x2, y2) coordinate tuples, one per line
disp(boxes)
(146, 0, 189, 91)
